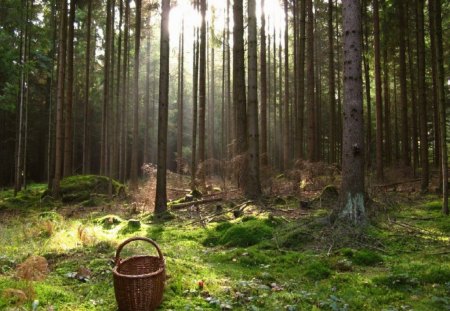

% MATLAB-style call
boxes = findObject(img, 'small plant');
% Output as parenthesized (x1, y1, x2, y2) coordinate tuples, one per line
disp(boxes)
(39, 220, 55, 238)
(16, 256, 49, 281)
(77, 225, 96, 246)
(319, 295, 349, 311)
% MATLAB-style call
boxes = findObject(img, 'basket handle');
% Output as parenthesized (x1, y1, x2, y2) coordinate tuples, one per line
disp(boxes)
(115, 237, 164, 266)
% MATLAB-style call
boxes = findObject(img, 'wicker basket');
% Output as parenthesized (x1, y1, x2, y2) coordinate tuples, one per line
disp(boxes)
(113, 237, 165, 311)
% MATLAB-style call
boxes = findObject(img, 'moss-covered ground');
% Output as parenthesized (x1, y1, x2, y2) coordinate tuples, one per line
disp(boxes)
(0, 178, 449, 310)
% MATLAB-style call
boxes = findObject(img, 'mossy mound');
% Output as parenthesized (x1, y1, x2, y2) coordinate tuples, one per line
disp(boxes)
(341, 248, 383, 266)
(95, 215, 124, 229)
(119, 219, 142, 234)
(57, 175, 125, 203)
(279, 227, 311, 249)
(206, 219, 274, 247)
(304, 261, 332, 280)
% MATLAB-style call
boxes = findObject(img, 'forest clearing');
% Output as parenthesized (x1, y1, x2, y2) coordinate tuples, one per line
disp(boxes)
(0, 0, 449, 310)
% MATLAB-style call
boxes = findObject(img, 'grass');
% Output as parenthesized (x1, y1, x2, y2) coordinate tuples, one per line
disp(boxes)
(0, 184, 449, 310)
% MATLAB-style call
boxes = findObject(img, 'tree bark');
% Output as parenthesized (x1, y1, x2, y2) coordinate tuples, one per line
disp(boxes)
(398, 0, 409, 167)
(155, 0, 171, 214)
(176, 18, 184, 175)
(433, 0, 448, 214)
(373, 0, 383, 180)
(428, 0, 440, 169)
(282, 0, 290, 170)
(198, 0, 207, 186)
(260, 0, 268, 167)
(144, 11, 151, 165)
(130, 0, 142, 189)
(328, 0, 336, 163)
(82, 0, 92, 174)
(306, 0, 316, 162)
(416, 0, 428, 192)
(52, 0, 67, 197)
(63, 0, 75, 177)
(246, 0, 262, 198)
(338, 0, 366, 224)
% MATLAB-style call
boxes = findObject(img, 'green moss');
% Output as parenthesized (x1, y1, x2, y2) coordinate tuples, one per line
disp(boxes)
(373, 273, 420, 290)
(420, 267, 450, 284)
(95, 215, 123, 229)
(59, 175, 125, 203)
(218, 219, 274, 247)
(340, 248, 355, 258)
(304, 261, 332, 280)
(119, 219, 142, 234)
(421, 201, 442, 211)
(279, 227, 311, 249)
(352, 249, 383, 266)
(215, 222, 233, 232)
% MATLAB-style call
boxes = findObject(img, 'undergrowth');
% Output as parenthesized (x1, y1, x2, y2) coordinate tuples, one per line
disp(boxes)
(0, 185, 449, 310)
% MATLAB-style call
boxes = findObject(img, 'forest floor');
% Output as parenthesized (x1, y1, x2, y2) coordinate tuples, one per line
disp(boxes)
(0, 170, 449, 311)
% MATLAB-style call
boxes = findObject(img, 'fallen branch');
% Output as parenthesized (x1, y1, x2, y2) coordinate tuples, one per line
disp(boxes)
(168, 188, 191, 192)
(372, 179, 422, 188)
(169, 197, 223, 209)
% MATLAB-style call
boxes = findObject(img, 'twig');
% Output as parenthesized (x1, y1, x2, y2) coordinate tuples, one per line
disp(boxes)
(169, 197, 223, 209)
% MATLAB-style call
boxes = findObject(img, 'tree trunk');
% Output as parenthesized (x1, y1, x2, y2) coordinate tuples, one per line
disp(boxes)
(119, 0, 130, 182)
(209, 26, 215, 173)
(282, 0, 290, 170)
(338, 0, 365, 225)
(191, 3, 200, 190)
(14, 0, 29, 195)
(113, 0, 123, 179)
(144, 11, 151, 165)
(328, 0, 336, 163)
(373, 0, 383, 180)
(130, 0, 141, 189)
(226, 0, 232, 165)
(433, 0, 448, 214)
(362, 0, 371, 168)
(398, 0, 409, 167)
(198, 0, 207, 186)
(246, 0, 262, 198)
(298, 0, 306, 159)
(306, 0, 316, 162)
(46, 0, 57, 187)
(407, 2, 419, 176)
(155, 0, 171, 214)
(383, 41, 391, 166)
(416, 0, 428, 192)
(177, 18, 184, 175)
(260, 0, 268, 167)
(233, 0, 247, 184)
(428, 0, 440, 169)
(82, 0, 92, 174)
(52, 0, 67, 197)
(63, 0, 75, 177)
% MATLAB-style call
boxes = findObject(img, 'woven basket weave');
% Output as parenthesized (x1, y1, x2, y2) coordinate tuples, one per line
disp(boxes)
(113, 237, 165, 311)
